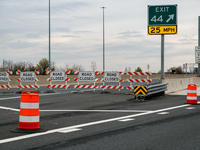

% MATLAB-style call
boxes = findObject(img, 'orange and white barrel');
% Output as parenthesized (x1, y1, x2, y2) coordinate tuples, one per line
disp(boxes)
(19, 91, 40, 129)
(186, 84, 197, 104)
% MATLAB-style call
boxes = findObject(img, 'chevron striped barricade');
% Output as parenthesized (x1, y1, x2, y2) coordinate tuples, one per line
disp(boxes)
(0, 71, 12, 90)
(99, 71, 124, 92)
(47, 70, 70, 90)
(74, 71, 99, 92)
(16, 70, 40, 90)
(134, 83, 167, 100)
(126, 72, 152, 90)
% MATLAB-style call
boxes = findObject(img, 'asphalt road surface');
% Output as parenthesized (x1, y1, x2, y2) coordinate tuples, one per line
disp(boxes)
(0, 88, 200, 150)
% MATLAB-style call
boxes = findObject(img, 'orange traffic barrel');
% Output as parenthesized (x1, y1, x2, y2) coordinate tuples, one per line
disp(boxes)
(186, 84, 197, 104)
(19, 91, 40, 129)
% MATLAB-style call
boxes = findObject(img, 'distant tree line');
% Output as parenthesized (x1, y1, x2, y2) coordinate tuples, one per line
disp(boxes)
(1, 58, 87, 75)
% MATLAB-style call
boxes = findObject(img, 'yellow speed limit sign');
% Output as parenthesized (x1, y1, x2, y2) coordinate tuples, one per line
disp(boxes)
(148, 25, 177, 35)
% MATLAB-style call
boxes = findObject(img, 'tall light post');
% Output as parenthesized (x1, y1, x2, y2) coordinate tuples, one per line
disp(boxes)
(49, 0, 51, 70)
(101, 7, 106, 71)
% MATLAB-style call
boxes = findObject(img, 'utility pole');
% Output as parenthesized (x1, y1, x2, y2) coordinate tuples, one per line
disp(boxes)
(100, 7, 106, 71)
(49, 0, 51, 71)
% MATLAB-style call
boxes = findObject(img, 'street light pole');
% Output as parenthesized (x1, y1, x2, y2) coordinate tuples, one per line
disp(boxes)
(49, 0, 51, 71)
(101, 7, 106, 71)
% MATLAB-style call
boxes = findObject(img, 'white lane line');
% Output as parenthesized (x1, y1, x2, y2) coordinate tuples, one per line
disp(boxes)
(40, 110, 151, 113)
(0, 106, 19, 112)
(185, 107, 195, 110)
(57, 128, 82, 133)
(0, 96, 20, 101)
(157, 112, 170, 115)
(0, 103, 191, 144)
(0, 93, 59, 101)
(118, 118, 135, 122)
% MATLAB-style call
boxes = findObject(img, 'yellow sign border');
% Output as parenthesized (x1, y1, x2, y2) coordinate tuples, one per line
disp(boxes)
(148, 25, 177, 35)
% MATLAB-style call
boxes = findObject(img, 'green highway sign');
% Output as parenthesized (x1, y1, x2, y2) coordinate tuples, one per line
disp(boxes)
(148, 4, 177, 26)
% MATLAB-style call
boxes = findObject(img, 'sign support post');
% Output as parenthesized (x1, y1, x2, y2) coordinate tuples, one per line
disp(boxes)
(148, 4, 177, 80)
(161, 34, 164, 79)
(198, 16, 200, 77)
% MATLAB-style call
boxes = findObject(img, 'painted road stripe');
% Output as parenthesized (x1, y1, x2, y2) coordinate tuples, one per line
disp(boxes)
(118, 118, 135, 122)
(186, 107, 195, 110)
(0, 106, 19, 112)
(0, 103, 191, 144)
(57, 128, 82, 133)
(40, 110, 151, 113)
(157, 112, 170, 115)
(0, 93, 59, 101)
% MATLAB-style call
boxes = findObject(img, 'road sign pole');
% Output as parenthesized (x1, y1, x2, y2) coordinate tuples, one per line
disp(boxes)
(161, 34, 164, 79)
(198, 16, 200, 77)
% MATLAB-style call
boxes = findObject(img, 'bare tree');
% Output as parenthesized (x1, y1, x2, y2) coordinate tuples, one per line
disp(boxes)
(3, 60, 14, 71)
(91, 61, 97, 72)
(71, 63, 84, 74)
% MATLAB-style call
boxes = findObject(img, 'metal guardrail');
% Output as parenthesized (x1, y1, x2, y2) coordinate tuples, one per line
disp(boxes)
(134, 83, 167, 100)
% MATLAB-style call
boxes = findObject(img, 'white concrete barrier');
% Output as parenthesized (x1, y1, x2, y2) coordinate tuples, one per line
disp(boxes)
(162, 77, 200, 94)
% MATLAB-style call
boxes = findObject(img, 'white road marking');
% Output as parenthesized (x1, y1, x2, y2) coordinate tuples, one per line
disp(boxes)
(185, 107, 195, 110)
(57, 128, 82, 133)
(0, 103, 191, 144)
(118, 118, 135, 122)
(0, 93, 59, 101)
(0, 106, 19, 112)
(0, 96, 20, 101)
(157, 112, 170, 115)
(40, 110, 151, 113)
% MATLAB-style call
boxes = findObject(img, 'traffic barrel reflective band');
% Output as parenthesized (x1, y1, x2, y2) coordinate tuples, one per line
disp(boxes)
(186, 84, 197, 104)
(19, 91, 40, 129)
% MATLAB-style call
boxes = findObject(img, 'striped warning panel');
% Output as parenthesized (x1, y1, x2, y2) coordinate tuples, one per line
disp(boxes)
(74, 85, 98, 89)
(47, 85, 70, 88)
(100, 85, 124, 89)
(0, 85, 12, 88)
(134, 86, 147, 95)
(17, 85, 40, 88)
(127, 79, 152, 83)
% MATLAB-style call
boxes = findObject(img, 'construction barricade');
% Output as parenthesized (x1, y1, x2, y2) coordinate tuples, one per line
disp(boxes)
(99, 71, 124, 92)
(74, 71, 99, 92)
(0, 71, 12, 90)
(19, 91, 40, 129)
(186, 84, 197, 104)
(16, 70, 40, 90)
(47, 70, 70, 90)
(126, 72, 152, 90)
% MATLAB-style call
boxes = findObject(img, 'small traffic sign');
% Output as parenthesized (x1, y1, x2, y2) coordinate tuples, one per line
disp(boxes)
(148, 4, 177, 26)
(148, 25, 177, 35)
(195, 46, 200, 64)
(50, 71, 65, 81)
(104, 72, 120, 82)
(78, 71, 95, 82)
(20, 72, 36, 82)
(0, 72, 9, 82)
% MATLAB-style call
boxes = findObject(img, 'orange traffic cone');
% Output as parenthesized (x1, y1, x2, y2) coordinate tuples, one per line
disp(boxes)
(186, 84, 197, 104)
(19, 91, 40, 129)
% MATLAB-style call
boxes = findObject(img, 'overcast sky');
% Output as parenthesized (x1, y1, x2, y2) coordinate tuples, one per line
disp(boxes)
(0, 0, 199, 72)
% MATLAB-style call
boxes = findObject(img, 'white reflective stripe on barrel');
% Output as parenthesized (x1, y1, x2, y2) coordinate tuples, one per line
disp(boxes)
(19, 116, 39, 122)
(20, 102, 39, 109)
(187, 96, 197, 100)
(187, 90, 197, 93)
